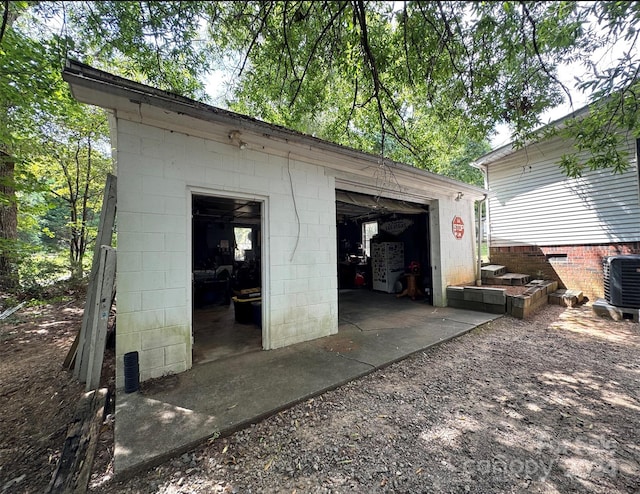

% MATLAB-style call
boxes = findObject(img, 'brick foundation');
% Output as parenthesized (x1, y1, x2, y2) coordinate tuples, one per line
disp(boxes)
(490, 243, 640, 301)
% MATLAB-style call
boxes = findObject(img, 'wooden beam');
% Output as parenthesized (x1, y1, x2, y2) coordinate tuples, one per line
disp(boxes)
(46, 388, 109, 494)
(62, 333, 80, 370)
(71, 174, 116, 377)
(86, 246, 116, 391)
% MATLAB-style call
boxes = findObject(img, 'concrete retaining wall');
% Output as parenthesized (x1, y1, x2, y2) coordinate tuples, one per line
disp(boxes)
(447, 280, 558, 319)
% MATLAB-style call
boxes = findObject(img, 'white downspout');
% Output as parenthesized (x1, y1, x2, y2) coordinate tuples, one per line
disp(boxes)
(476, 194, 487, 286)
(480, 164, 491, 257)
(470, 160, 489, 286)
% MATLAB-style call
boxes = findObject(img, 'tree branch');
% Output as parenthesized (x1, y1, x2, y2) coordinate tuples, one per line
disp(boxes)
(401, 2, 414, 86)
(415, 3, 450, 94)
(0, 0, 9, 46)
(345, 76, 360, 135)
(353, 0, 386, 146)
(520, 1, 574, 109)
(435, 3, 467, 85)
(282, 0, 298, 84)
(288, 2, 348, 108)
(239, 2, 274, 77)
(353, 1, 417, 159)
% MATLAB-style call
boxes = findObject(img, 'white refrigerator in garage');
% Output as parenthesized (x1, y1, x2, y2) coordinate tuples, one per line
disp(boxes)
(371, 241, 404, 293)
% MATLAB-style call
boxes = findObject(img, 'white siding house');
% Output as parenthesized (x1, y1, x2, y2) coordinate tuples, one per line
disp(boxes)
(473, 111, 640, 300)
(63, 61, 486, 389)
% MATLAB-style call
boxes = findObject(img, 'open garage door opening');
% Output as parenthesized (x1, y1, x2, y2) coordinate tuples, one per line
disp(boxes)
(336, 190, 432, 305)
(192, 194, 263, 365)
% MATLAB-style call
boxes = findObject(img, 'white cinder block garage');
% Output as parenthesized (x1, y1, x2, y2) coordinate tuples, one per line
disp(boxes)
(63, 61, 487, 389)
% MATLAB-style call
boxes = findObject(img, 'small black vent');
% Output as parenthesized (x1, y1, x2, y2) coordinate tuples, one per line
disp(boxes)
(603, 255, 640, 308)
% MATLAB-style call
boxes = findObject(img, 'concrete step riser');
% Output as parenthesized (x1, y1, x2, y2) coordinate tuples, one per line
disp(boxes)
(483, 274, 531, 286)
(481, 264, 506, 277)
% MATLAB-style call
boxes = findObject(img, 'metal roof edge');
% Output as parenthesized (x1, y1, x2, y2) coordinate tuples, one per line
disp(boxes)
(62, 59, 486, 197)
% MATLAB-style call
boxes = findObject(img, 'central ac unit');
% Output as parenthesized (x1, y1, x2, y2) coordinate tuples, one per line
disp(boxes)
(603, 255, 640, 309)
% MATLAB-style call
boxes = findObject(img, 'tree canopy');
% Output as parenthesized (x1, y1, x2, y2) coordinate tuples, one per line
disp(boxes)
(203, 1, 640, 177)
(3, 2, 640, 176)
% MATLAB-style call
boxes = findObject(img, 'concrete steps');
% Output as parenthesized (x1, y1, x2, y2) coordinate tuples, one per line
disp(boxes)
(509, 280, 558, 318)
(481, 264, 506, 278)
(481, 265, 530, 286)
(448, 263, 594, 319)
(447, 285, 506, 315)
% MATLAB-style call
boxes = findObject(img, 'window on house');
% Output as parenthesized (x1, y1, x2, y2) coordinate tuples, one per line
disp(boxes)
(362, 220, 378, 258)
(234, 227, 253, 261)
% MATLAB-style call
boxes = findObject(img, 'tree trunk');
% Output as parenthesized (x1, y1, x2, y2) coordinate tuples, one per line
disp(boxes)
(1, 6, 22, 292)
(0, 152, 19, 291)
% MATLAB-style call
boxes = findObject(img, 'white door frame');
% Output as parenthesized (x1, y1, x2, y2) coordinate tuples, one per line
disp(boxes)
(187, 186, 270, 359)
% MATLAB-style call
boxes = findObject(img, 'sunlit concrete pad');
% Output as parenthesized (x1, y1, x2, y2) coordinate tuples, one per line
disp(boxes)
(114, 292, 501, 477)
(115, 394, 220, 473)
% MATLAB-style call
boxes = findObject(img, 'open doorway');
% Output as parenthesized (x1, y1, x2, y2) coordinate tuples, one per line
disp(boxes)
(336, 190, 432, 304)
(192, 194, 263, 364)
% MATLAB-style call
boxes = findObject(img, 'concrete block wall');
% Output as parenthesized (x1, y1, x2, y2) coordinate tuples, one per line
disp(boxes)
(447, 280, 558, 318)
(490, 242, 640, 301)
(509, 281, 557, 319)
(264, 153, 338, 349)
(115, 119, 338, 388)
(447, 286, 506, 314)
(431, 198, 478, 306)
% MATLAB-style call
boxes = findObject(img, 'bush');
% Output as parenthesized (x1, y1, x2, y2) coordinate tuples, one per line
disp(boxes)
(16, 249, 89, 301)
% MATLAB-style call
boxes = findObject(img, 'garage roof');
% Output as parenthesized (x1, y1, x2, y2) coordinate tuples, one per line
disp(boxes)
(62, 59, 487, 201)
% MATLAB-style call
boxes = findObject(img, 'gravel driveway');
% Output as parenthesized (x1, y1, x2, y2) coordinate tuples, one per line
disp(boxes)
(90, 304, 639, 493)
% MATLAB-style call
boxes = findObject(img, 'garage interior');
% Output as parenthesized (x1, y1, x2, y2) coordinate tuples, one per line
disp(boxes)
(191, 191, 433, 366)
(336, 190, 432, 304)
(192, 194, 263, 365)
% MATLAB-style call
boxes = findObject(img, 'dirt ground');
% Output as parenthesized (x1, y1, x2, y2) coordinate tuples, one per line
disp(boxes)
(0, 297, 84, 493)
(0, 294, 115, 494)
(1, 297, 639, 494)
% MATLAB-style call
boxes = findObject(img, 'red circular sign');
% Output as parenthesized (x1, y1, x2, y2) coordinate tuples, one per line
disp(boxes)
(452, 216, 464, 239)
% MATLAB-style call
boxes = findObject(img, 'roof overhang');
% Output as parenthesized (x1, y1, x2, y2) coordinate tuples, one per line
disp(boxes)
(62, 59, 487, 202)
(472, 104, 592, 169)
